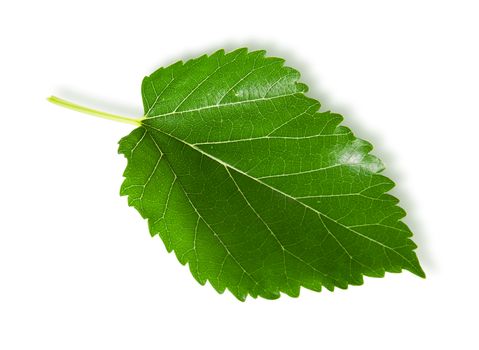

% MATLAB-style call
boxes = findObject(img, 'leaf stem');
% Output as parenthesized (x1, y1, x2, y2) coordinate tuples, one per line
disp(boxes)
(47, 96, 143, 126)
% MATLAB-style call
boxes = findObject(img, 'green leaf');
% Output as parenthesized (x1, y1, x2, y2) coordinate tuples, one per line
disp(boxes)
(118, 48, 425, 300)
(51, 48, 425, 301)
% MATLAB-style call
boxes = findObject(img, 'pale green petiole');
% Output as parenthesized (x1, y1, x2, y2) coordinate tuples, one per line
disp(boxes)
(47, 96, 144, 126)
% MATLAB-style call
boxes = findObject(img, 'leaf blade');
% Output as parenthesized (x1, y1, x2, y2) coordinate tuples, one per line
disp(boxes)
(119, 48, 424, 300)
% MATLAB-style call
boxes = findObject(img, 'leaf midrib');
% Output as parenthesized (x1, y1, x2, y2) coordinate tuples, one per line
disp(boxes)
(142, 123, 422, 276)
(144, 128, 344, 294)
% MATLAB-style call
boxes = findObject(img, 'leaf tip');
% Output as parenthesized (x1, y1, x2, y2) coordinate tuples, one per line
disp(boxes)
(414, 265, 426, 279)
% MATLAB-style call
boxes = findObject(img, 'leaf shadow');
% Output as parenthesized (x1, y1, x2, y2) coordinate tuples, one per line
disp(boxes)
(155, 39, 435, 273)
(115, 41, 434, 273)
(242, 39, 435, 273)
(54, 86, 143, 118)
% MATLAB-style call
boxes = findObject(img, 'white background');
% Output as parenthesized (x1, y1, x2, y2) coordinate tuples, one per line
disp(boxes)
(1, 0, 478, 349)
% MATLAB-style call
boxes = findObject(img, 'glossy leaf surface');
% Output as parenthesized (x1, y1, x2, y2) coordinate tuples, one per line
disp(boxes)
(119, 49, 424, 300)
